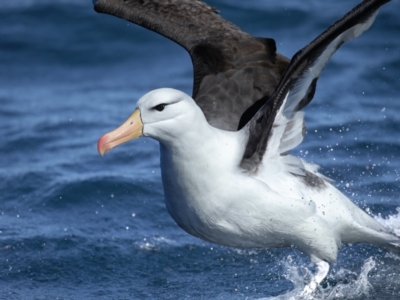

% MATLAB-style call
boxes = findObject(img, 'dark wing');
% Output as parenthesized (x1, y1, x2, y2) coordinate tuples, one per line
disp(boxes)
(93, 0, 291, 131)
(241, 0, 390, 172)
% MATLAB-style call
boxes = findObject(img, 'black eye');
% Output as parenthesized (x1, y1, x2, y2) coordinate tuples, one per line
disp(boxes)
(154, 104, 166, 112)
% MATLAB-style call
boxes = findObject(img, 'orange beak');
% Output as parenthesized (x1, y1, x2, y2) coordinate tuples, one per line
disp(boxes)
(97, 109, 143, 156)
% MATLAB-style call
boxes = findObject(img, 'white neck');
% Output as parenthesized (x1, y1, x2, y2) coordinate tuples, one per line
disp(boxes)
(158, 120, 246, 234)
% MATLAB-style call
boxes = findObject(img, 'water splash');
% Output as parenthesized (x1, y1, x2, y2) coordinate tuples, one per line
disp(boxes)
(374, 207, 400, 236)
(323, 257, 375, 300)
(260, 256, 375, 300)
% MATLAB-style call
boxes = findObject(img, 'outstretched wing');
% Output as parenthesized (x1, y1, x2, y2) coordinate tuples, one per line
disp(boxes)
(93, 0, 291, 131)
(241, 0, 390, 172)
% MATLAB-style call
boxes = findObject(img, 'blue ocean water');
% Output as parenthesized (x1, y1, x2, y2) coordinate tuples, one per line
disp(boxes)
(1, 0, 400, 299)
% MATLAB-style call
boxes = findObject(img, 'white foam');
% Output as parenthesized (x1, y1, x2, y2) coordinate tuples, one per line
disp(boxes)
(259, 256, 375, 300)
(374, 207, 400, 236)
(324, 257, 375, 299)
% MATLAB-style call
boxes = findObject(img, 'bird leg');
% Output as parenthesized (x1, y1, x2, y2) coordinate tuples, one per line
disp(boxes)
(301, 260, 330, 297)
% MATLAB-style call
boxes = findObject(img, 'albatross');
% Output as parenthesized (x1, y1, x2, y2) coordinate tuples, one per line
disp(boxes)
(94, 0, 397, 295)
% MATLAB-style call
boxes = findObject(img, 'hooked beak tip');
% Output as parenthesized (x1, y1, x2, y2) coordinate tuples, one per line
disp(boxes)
(97, 108, 143, 156)
(97, 135, 109, 156)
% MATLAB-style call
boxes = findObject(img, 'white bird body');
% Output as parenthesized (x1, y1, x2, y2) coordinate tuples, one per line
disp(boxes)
(96, 0, 396, 294)
(98, 87, 398, 294)
(144, 90, 391, 265)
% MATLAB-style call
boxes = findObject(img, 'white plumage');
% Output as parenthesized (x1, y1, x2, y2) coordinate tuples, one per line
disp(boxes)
(97, 87, 398, 294)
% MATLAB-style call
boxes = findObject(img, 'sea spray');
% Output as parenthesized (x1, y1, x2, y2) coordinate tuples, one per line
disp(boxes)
(374, 207, 400, 236)
(261, 256, 376, 300)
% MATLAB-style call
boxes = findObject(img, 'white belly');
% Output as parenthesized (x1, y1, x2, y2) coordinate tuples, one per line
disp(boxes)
(159, 146, 322, 249)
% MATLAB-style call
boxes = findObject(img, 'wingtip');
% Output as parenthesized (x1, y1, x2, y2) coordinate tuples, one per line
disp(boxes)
(92, 0, 101, 10)
(92, 0, 103, 13)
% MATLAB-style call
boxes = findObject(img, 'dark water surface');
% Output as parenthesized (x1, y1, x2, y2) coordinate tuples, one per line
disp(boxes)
(1, 0, 400, 299)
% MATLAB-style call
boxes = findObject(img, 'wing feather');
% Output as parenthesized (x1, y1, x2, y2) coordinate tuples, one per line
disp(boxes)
(93, 0, 290, 131)
(241, 0, 390, 172)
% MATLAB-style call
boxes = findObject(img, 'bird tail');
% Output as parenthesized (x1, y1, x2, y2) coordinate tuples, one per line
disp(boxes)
(341, 203, 400, 251)
(343, 210, 400, 253)
(351, 221, 400, 252)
